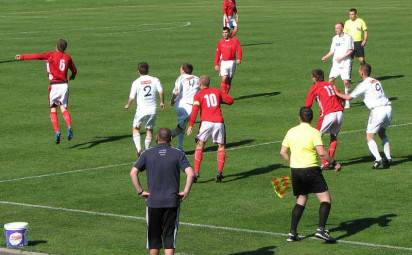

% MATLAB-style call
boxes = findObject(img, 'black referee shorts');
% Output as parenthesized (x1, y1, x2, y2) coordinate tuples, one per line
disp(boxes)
(352, 41, 365, 58)
(147, 207, 179, 250)
(291, 167, 328, 196)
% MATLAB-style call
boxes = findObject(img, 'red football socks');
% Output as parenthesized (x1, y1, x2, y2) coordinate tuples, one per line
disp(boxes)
(220, 82, 231, 94)
(329, 140, 337, 158)
(194, 148, 203, 175)
(217, 149, 226, 174)
(50, 112, 59, 133)
(62, 110, 72, 128)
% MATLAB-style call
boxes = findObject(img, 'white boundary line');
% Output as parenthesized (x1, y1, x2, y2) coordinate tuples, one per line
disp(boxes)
(0, 122, 410, 184)
(0, 200, 411, 252)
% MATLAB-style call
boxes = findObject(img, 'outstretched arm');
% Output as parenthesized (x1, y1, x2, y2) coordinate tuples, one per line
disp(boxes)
(16, 52, 48, 61)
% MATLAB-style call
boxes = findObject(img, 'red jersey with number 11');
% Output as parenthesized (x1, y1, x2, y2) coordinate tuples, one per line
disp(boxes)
(20, 51, 77, 84)
(305, 81, 344, 117)
(189, 88, 234, 126)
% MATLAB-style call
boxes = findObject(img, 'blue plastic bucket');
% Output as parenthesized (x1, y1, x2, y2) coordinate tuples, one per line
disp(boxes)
(4, 222, 28, 248)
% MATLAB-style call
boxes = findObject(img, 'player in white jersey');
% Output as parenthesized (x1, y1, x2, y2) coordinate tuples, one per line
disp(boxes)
(170, 63, 200, 151)
(334, 63, 392, 169)
(322, 22, 354, 109)
(125, 62, 165, 156)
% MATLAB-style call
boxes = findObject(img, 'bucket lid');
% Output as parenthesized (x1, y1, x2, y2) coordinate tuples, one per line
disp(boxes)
(4, 222, 28, 230)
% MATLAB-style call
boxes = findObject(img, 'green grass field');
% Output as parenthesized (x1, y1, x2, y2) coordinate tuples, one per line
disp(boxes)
(1, 0, 412, 254)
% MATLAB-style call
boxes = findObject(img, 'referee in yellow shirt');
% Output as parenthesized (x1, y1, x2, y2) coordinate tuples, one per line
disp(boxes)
(344, 8, 368, 63)
(280, 107, 341, 243)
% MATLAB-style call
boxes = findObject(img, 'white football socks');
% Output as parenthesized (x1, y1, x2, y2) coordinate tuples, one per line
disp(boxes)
(344, 87, 350, 108)
(145, 137, 152, 150)
(382, 138, 392, 160)
(133, 133, 141, 153)
(367, 140, 382, 161)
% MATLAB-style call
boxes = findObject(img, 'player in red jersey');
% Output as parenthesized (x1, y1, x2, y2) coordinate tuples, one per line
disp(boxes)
(305, 69, 344, 169)
(15, 39, 77, 144)
(214, 27, 243, 94)
(222, 0, 238, 37)
(186, 76, 234, 183)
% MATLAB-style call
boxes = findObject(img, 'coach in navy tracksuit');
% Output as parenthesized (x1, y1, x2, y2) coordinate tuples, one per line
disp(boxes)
(130, 128, 195, 255)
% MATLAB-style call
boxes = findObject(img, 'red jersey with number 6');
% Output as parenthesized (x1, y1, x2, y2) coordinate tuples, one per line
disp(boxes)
(189, 87, 234, 125)
(305, 81, 344, 117)
(20, 51, 77, 84)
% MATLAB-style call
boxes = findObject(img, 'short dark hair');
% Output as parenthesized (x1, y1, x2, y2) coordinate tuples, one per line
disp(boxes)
(181, 63, 193, 74)
(299, 107, 313, 123)
(349, 8, 358, 14)
(57, 39, 67, 52)
(311, 69, 324, 81)
(222, 26, 231, 32)
(199, 75, 210, 87)
(337, 22, 344, 28)
(157, 128, 172, 143)
(360, 63, 372, 76)
(138, 62, 149, 75)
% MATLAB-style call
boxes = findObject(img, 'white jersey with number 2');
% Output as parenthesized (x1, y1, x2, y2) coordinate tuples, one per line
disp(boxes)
(129, 75, 163, 115)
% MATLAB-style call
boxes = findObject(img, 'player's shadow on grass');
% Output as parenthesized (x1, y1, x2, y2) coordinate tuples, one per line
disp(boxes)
(350, 96, 398, 108)
(224, 163, 284, 183)
(375, 75, 404, 81)
(185, 139, 254, 155)
(229, 246, 276, 255)
(234, 91, 280, 101)
(341, 154, 411, 168)
(241, 42, 274, 47)
(28, 240, 47, 246)
(70, 135, 130, 149)
(329, 213, 397, 240)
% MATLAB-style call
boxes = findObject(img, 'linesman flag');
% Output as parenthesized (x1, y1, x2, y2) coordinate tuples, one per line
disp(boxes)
(272, 176, 290, 199)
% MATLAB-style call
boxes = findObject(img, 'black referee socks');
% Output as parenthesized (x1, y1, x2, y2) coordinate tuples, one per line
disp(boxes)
(290, 204, 305, 234)
(319, 202, 331, 230)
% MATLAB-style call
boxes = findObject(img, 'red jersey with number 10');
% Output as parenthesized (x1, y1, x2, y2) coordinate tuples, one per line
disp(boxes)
(305, 81, 344, 117)
(189, 87, 234, 126)
(20, 51, 77, 84)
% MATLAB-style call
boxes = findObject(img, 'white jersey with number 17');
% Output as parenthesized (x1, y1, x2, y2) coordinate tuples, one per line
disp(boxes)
(129, 75, 163, 115)
(350, 77, 390, 110)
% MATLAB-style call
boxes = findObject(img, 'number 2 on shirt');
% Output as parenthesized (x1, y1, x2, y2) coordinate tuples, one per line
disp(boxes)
(204, 94, 218, 107)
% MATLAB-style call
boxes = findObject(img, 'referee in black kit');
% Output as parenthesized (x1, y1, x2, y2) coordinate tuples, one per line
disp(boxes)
(130, 128, 195, 255)
(280, 107, 341, 243)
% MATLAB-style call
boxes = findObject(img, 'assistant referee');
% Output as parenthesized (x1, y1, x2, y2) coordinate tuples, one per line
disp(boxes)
(280, 107, 341, 243)
(130, 128, 195, 255)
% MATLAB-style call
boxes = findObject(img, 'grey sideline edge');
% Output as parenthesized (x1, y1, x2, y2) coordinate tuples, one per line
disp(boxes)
(0, 248, 53, 255)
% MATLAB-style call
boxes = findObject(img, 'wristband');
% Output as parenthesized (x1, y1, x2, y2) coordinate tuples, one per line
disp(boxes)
(138, 190, 143, 196)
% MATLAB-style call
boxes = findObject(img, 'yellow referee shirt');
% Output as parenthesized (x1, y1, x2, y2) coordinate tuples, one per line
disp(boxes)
(282, 123, 323, 168)
(344, 18, 367, 42)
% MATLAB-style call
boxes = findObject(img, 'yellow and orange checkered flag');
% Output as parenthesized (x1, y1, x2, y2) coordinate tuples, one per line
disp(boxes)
(271, 176, 291, 199)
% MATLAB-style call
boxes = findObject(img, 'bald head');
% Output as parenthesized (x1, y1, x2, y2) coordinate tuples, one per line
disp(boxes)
(157, 128, 172, 144)
(199, 75, 210, 88)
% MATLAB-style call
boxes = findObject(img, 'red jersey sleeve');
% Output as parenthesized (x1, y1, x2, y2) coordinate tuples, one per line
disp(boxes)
(188, 94, 201, 127)
(214, 41, 222, 65)
(235, 39, 243, 61)
(305, 86, 317, 108)
(20, 52, 50, 61)
(221, 91, 234, 105)
(69, 58, 78, 79)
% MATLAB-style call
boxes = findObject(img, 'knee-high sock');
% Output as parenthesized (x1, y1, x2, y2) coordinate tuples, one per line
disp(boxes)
(382, 138, 391, 160)
(50, 112, 59, 133)
(133, 133, 141, 152)
(290, 204, 305, 234)
(367, 140, 382, 161)
(217, 149, 226, 174)
(328, 140, 337, 158)
(220, 81, 230, 94)
(194, 148, 203, 175)
(144, 137, 152, 150)
(319, 202, 331, 230)
(62, 110, 72, 128)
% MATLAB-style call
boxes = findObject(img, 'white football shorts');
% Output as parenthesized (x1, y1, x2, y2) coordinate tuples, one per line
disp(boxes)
(133, 113, 156, 129)
(366, 105, 392, 133)
(220, 60, 236, 78)
(319, 111, 343, 136)
(48, 83, 69, 107)
(197, 121, 226, 144)
(224, 16, 238, 29)
(329, 62, 352, 81)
